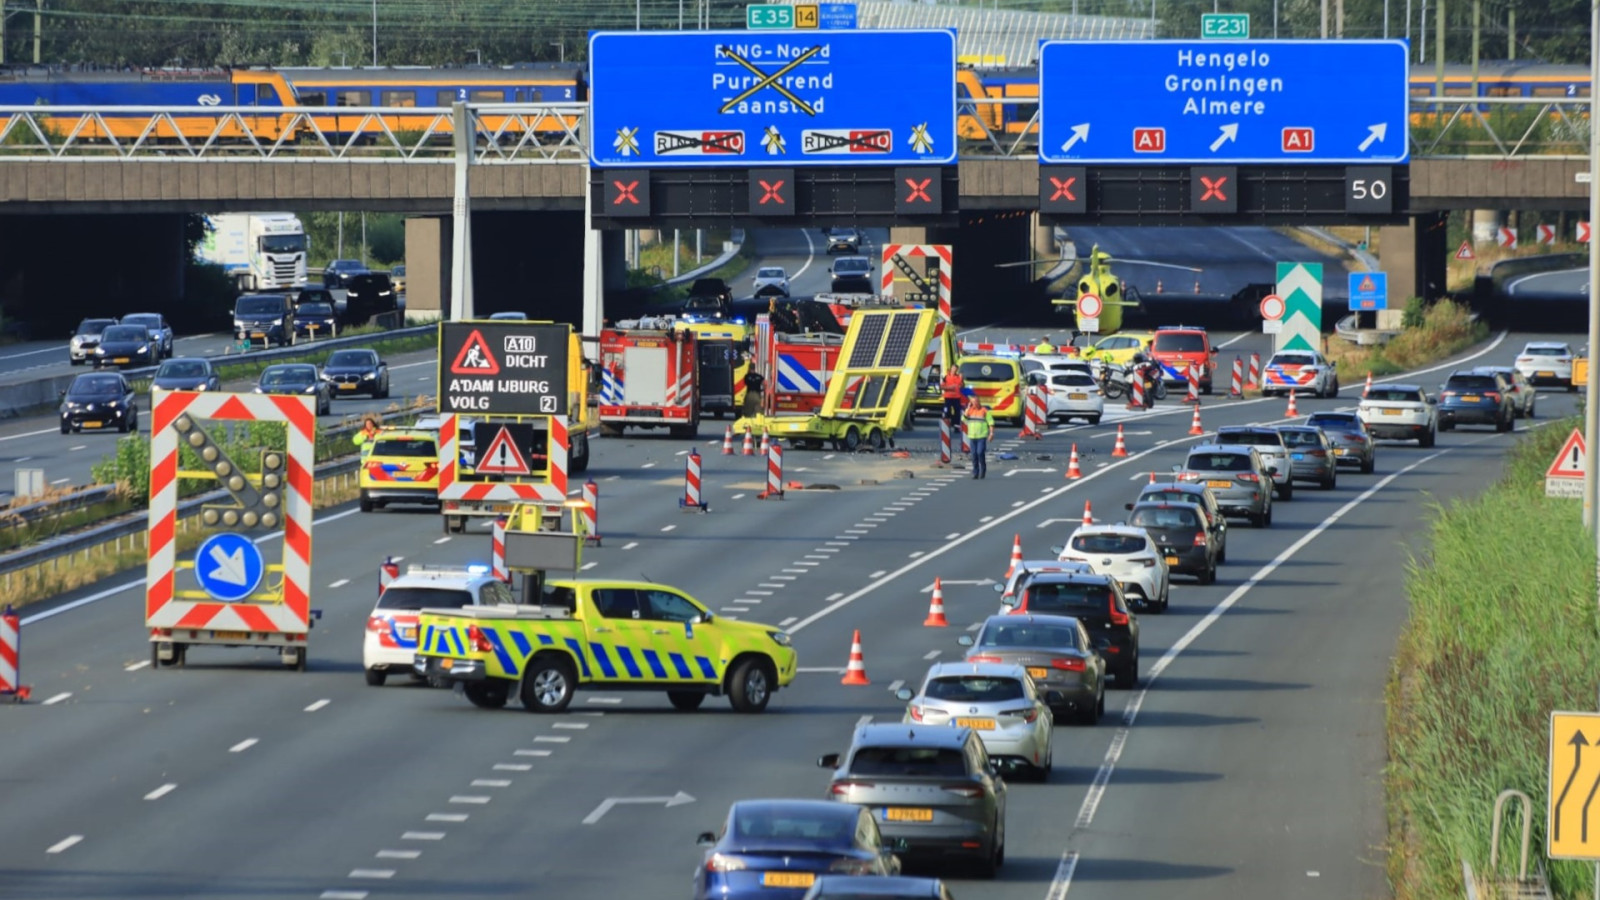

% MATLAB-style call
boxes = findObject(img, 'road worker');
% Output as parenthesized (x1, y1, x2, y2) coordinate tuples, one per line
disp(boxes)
(941, 367, 966, 423)
(963, 396, 994, 479)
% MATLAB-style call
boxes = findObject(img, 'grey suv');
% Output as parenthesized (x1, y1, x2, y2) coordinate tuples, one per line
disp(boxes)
(820, 723, 1007, 878)
(1178, 444, 1274, 527)
(1214, 426, 1294, 500)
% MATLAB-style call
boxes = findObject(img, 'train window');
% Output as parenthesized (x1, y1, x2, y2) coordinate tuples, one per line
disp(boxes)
(300, 90, 327, 106)
(335, 90, 367, 107)
(380, 90, 416, 107)
(1487, 87, 1521, 97)
(437, 90, 457, 106)
(1535, 85, 1589, 97)
(1443, 87, 1473, 96)
(469, 89, 503, 102)
(1409, 87, 1431, 97)
(530, 88, 544, 102)
(256, 84, 278, 105)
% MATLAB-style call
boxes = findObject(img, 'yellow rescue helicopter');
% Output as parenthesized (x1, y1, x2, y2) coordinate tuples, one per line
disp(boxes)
(999, 244, 1203, 335)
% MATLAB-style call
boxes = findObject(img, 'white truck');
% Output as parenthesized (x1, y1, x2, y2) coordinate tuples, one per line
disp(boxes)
(197, 212, 309, 291)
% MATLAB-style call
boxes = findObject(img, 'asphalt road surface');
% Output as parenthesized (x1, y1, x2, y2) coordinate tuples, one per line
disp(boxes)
(0, 320, 1581, 900)
(1504, 267, 1589, 296)
(1061, 226, 1350, 305)
(0, 332, 249, 384)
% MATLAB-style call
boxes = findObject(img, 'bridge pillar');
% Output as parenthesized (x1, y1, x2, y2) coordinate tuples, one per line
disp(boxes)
(888, 227, 928, 247)
(404, 216, 448, 317)
(1379, 211, 1450, 327)
(1031, 213, 1057, 259)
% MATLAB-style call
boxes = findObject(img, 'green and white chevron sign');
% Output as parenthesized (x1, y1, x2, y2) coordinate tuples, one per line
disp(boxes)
(1275, 262, 1323, 353)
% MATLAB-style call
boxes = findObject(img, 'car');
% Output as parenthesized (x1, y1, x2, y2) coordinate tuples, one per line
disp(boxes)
(1023, 367, 1103, 425)
(488, 311, 529, 321)
(1358, 383, 1438, 447)
(1001, 571, 1140, 687)
(255, 363, 331, 415)
(358, 427, 441, 512)
(341, 273, 398, 326)
(59, 371, 136, 434)
(825, 227, 863, 254)
(895, 662, 1055, 781)
(293, 300, 339, 339)
(151, 358, 220, 392)
(958, 356, 1025, 425)
(1275, 425, 1339, 489)
(1214, 425, 1294, 500)
(321, 348, 390, 399)
(693, 800, 902, 900)
(233, 293, 297, 348)
(1305, 411, 1376, 473)
(1077, 331, 1154, 368)
(993, 559, 1093, 610)
(753, 266, 791, 297)
(1482, 366, 1537, 418)
(92, 324, 157, 368)
(68, 317, 118, 365)
(120, 313, 174, 359)
(1177, 444, 1274, 527)
(1020, 355, 1090, 376)
(1438, 369, 1515, 432)
(819, 722, 1007, 877)
(1260, 349, 1339, 398)
(1132, 480, 1229, 561)
(364, 564, 514, 686)
(688, 277, 734, 310)
(322, 258, 370, 288)
(1150, 325, 1216, 392)
(1514, 340, 1576, 390)
(1126, 501, 1221, 585)
(958, 613, 1106, 724)
(389, 264, 406, 294)
(829, 256, 875, 294)
(1053, 524, 1171, 609)
(801, 876, 954, 900)
(294, 287, 338, 308)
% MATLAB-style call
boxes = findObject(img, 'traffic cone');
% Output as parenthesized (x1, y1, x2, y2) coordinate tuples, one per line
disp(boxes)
(721, 425, 734, 455)
(742, 429, 755, 456)
(1006, 534, 1023, 578)
(1363, 371, 1373, 399)
(759, 429, 771, 455)
(1065, 444, 1083, 479)
(1082, 499, 1094, 526)
(924, 578, 949, 627)
(1286, 389, 1299, 417)
(1148, 471, 1158, 484)
(1188, 404, 1204, 436)
(1111, 424, 1129, 458)
(841, 630, 871, 685)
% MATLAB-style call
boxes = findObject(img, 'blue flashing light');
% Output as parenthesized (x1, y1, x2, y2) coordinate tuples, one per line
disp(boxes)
(466, 564, 491, 575)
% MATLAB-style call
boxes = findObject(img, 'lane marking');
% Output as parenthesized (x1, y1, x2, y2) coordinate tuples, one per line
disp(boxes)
(349, 870, 395, 879)
(514, 749, 553, 757)
(661, 525, 676, 532)
(403, 831, 446, 840)
(922, 650, 940, 660)
(731, 493, 747, 500)
(426, 813, 468, 822)
(377, 849, 421, 859)
(329, 579, 350, 589)
(305, 699, 331, 712)
(125, 660, 150, 672)
(46, 835, 82, 854)
(449, 796, 491, 805)
(0, 426, 55, 444)
(229, 738, 258, 753)
(581, 561, 598, 571)
(471, 779, 512, 787)
(534, 735, 570, 743)
(41, 692, 70, 705)
(826, 592, 843, 601)
(1046, 851, 1080, 900)
(553, 722, 589, 730)
(748, 590, 774, 596)
(68, 445, 86, 452)
(856, 714, 874, 727)
(320, 892, 368, 900)
(49, 477, 70, 486)
(798, 667, 845, 673)
(781, 617, 798, 626)
(144, 784, 177, 800)
(622, 542, 639, 550)
(760, 582, 786, 588)
(587, 697, 623, 705)
(495, 763, 533, 771)
(888, 679, 905, 693)
(433, 537, 451, 545)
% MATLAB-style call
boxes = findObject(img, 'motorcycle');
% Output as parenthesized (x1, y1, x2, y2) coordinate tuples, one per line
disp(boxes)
(1096, 361, 1167, 405)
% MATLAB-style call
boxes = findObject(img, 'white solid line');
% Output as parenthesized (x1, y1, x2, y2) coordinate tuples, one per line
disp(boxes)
(305, 699, 331, 712)
(49, 477, 70, 486)
(229, 738, 258, 753)
(780, 617, 798, 626)
(449, 796, 491, 804)
(888, 679, 905, 693)
(41, 692, 71, 705)
(622, 541, 639, 550)
(320, 892, 368, 900)
(433, 536, 451, 544)
(553, 722, 589, 729)
(534, 735, 571, 743)
(495, 763, 533, 771)
(587, 697, 623, 704)
(377, 849, 421, 859)
(922, 650, 940, 660)
(1046, 850, 1081, 900)
(125, 660, 150, 672)
(797, 667, 845, 673)
(514, 749, 553, 757)
(144, 784, 177, 800)
(329, 578, 350, 589)
(471, 779, 512, 787)
(661, 525, 676, 532)
(46, 835, 83, 854)
(348, 870, 395, 879)
(426, 813, 468, 822)
(403, 831, 446, 840)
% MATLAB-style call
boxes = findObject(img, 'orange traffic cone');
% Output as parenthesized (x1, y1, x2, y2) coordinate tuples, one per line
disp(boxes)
(1006, 534, 1023, 578)
(1111, 424, 1129, 458)
(1286, 389, 1299, 417)
(742, 429, 755, 456)
(924, 578, 949, 627)
(1065, 444, 1083, 479)
(841, 630, 871, 685)
(759, 429, 771, 455)
(1363, 371, 1373, 399)
(1149, 471, 1158, 484)
(722, 425, 735, 455)
(1188, 404, 1204, 436)
(1082, 499, 1094, 526)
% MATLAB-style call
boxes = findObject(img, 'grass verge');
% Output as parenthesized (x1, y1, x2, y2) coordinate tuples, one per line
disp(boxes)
(1387, 418, 1597, 900)
(1324, 298, 1489, 384)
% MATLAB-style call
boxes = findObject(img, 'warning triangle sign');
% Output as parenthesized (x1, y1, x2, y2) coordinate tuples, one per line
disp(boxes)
(451, 330, 500, 375)
(1547, 428, 1588, 479)
(1454, 240, 1476, 261)
(476, 425, 531, 476)
(1358, 275, 1376, 293)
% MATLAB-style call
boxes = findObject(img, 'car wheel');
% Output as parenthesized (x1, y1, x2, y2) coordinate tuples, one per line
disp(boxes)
(1420, 428, 1436, 448)
(1088, 415, 1101, 425)
(464, 681, 510, 709)
(1498, 414, 1513, 433)
(728, 657, 776, 713)
(667, 690, 706, 711)
(60, 421, 69, 435)
(1361, 456, 1375, 474)
(1249, 511, 1265, 528)
(841, 425, 861, 452)
(1218, 540, 1227, 563)
(1527, 400, 1536, 419)
(359, 491, 374, 514)
(1277, 481, 1293, 501)
(364, 668, 387, 687)
(1438, 420, 1454, 432)
(380, 381, 391, 400)
(1322, 472, 1337, 490)
(118, 415, 130, 434)
(1199, 562, 1216, 586)
(1115, 654, 1138, 690)
(972, 835, 1001, 879)
(520, 656, 577, 712)
(1264, 505, 1274, 527)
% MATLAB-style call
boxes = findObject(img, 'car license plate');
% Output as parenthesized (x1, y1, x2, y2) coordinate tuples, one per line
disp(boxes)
(213, 631, 248, 641)
(1538, 371, 1554, 378)
(113, 357, 129, 364)
(82, 420, 102, 428)
(1068, 392, 1088, 400)
(1206, 479, 1233, 489)
(955, 717, 996, 730)
(1292, 453, 1305, 460)
(251, 332, 266, 338)
(885, 807, 934, 822)
(762, 872, 815, 888)
(1333, 448, 1347, 456)
(441, 658, 455, 670)
(339, 383, 356, 390)
(1165, 555, 1179, 565)
(1027, 667, 1049, 679)
(1382, 408, 1403, 416)
(1462, 395, 1480, 403)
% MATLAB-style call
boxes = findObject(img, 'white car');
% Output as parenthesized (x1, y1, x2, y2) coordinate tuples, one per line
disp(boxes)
(1513, 341, 1577, 390)
(1053, 524, 1170, 611)
(896, 661, 1055, 781)
(1214, 425, 1295, 500)
(752, 266, 790, 297)
(364, 564, 515, 686)
(1260, 350, 1339, 398)
(1024, 368, 1104, 425)
(994, 559, 1094, 612)
(1358, 383, 1438, 447)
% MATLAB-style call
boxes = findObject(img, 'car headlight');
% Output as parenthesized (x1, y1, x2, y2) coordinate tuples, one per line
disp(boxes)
(304, 384, 318, 394)
(70, 337, 82, 346)
(95, 347, 106, 355)
(768, 630, 792, 647)
(138, 345, 149, 353)
(363, 372, 376, 380)
(272, 318, 283, 326)
(253, 387, 264, 393)
(195, 384, 208, 391)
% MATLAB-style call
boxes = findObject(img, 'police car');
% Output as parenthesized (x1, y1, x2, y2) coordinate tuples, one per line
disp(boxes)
(364, 564, 515, 686)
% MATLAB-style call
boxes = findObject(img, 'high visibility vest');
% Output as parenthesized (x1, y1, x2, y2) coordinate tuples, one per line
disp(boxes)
(1036, 341, 1055, 355)
(964, 407, 993, 440)
(942, 373, 965, 399)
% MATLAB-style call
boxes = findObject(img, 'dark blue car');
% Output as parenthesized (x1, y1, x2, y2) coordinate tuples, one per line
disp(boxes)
(1438, 369, 1514, 433)
(694, 800, 901, 900)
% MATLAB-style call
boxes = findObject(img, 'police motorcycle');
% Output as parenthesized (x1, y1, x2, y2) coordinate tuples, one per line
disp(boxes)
(1092, 354, 1166, 406)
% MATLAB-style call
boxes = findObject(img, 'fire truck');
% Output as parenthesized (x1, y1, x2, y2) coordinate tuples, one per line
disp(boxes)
(597, 316, 750, 438)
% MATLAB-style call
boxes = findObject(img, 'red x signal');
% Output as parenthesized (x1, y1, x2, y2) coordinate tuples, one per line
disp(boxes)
(1199, 176, 1228, 202)
(758, 179, 786, 205)
(1049, 176, 1077, 202)
(612, 180, 640, 205)
(904, 177, 932, 203)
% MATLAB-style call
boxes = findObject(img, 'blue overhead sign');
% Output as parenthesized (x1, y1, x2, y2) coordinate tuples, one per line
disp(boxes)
(589, 29, 956, 167)
(1038, 40, 1410, 165)
(194, 532, 265, 603)
(1348, 270, 1389, 309)
(818, 3, 858, 29)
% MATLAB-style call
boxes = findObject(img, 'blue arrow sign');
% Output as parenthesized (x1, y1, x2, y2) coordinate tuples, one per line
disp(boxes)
(194, 532, 264, 603)
(1348, 270, 1389, 310)
(1039, 40, 1410, 164)
(588, 29, 956, 167)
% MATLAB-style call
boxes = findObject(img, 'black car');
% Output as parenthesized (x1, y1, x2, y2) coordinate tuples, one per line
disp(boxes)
(1438, 369, 1515, 432)
(152, 358, 221, 392)
(340, 273, 399, 326)
(257, 363, 332, 415)
(1133, 480, 1228, 562)
(92, 324, 157, 368)
(686, 278, 733, 314)
(69, 317, 117, 365)
(322, 258, 370, 288)
(1127, 501, 1219, 585)
(294, 301, 339, 339)
(1009, 571, 1140, 687)
(120, 313, 173, 359)
(321, 349, 390, 399)
(234, 294, 296, 347)
(60, 371, 137, 434)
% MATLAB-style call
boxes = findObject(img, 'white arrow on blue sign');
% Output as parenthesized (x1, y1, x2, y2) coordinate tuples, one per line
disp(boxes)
(194, 532, 265, 602)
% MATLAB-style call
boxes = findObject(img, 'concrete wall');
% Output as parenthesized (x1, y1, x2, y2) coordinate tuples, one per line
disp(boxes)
(404, 216, 448, 316)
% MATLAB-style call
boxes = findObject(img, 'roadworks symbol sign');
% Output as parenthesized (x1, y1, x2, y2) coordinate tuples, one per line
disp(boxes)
(451, 330, 500, 375)
(1454, 240, 1475, 261)
(1548, 428, 1587, 479)
(476, 425, 532, 476)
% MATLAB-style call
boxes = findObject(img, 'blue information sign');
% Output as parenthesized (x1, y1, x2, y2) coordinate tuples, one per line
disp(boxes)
(1039, 40, 1410, 165)
(818, 3, 858, 29)
(194, 532, 265, 602)
(1348, 271, 1389, 310)
(589, 30, 955, 167)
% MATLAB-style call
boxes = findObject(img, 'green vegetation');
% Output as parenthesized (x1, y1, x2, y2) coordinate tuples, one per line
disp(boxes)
(1326, 297, 1488, 382)
(1387, 419, 1597, 900)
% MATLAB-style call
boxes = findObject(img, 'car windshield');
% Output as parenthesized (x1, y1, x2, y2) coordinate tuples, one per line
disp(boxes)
(1525, 346, 1569, 357)
(1271, 354, 1317, 366)
(1023, 581, 1113, 613)
(757, 268, 785, 278)
(260, 367, 314, 387)
(1367, 387, 1422, 402)
(1056, 373, 1097, 386)
(829, 228, 857, 238)
(1142, 489, 1201, 506)
(1130, 507, 1201, 529)
(1446, 375, 1498, 391)
(123, 315, 160, 329)
(298, 303, 334, 316)
(69, 375, 122, 397)
(328, 350, 375, 367)
(1154, 332, 1206, 352)
(925, 675, 1026, 703)
(731, 808, 852, 843)
(490, 312, 528, 320)
(236, 297, 284, 316)
(1280, 430, 1323, 447)
(960, 361, 1014, 381)
(261, 234, 306, 254)
(1186, 452, 1252, 471)
(691, 280, 724, 293)
(833, 259, 870, 274)
(977, 621, 1081, 650)
(1070, 533, 1147, 554)
(101, 326, 146, 342)
(1217, 429, 1282, 447)
(76, 319, 115, 336)
(371, 438, 435, 457)
(1308, 413, 1362, 431)
(376, 587, 472, 610)
(848, 746, 967, 778)
(157, 361, 206, 378)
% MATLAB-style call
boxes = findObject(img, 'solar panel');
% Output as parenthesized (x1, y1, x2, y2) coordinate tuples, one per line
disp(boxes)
(876, 312, 922, 368)
(848, 315, 888, 367)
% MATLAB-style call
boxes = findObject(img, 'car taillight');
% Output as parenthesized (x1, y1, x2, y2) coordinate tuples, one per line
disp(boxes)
(1193, 531, 1208, 547)
(1109, 597, 1129, 626)
(1308, 449, 1327, 457)
(1140, 557, 1157, 567)
(1516, 356, 1533, 364)
(366, 615, 387, 632)
(1005, 707, 1039, 724)
(1051, 657, 1086, 672)
(466, 624, 494, 653)
(968, 655, 1003, 663)
(1237, 472, 1259, 482)
(829, 858, 877, 875)
(908, 705, 924, 722)
(1179, 472, 1201, 483)
(1485, 392, 1501, 402)
(942, 784, 986, 798)
(830, 781, 873, 795)
(1440, 391, 1456, 399)
(705, 853, 746, 872)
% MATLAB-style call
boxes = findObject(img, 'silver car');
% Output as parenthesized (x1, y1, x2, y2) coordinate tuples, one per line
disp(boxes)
(993, 559, 1093, 612)
(1276, 425, 1338, 490)
(753, 266, 791, 297)
(895, 662, 1054, 781)
(1178, 444, 1273, 527)
(958, 614, 1106, 724)
(1214, 425, 1294, 500)
(819, 723, 1007, 878)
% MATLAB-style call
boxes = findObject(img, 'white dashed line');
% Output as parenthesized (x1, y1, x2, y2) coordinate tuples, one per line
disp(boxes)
(642, 462, 657, 469)
(377, 849, 421, 859)
(403, 831, 446, 840)
(909, 551, 924, 558)
(980, 515, 994, 522)
(826, 592, 844, 601)
(772, 575, 797, 581)
(587, 697, 623, 704)
(433, 537, 451, 545)
(514, 749, 553, 757)
(846, 528, 870, 534)
(781, 616, 799, 626)
(305, 699, 330, 712)
(144, 784, 177, 800)
(553, 722, 589, 730)
(449, 796, 491, 805)
(49, 477, 70, 486)
(581, 561, 598, 571)
(869, 571, 886, 578)
(68, 445, 86, 452)
(471, 779, 512, 787)
(46, 836, 82, 854)
(798, 667, 846, 673)
(888, 680, 905, 693)
(229, 738, 258, 753)
(329, 579, 350, 589)
(42, 692, 71, 705)
(945, 532, 962, 539)
(349, 870, 395, 879)
(760, 582, 785, 588)
(426, 813, 468, 822)
(966, 623, 983, 632)
(661, 525, 676, 532)
(782, 568, 808, 573)
(125, 660, 150, 672)
(793, 562, 820, 567)
(825, 541, 851, 546)
(923, 650, 941, 660)
(731, 493, 746, 500)
(320, 892, 368, 900)
(739, 598, 762, 604)
(748, 590, 774, 596)
(622, 542, 639, 550)
(856, 715, 874, 728)
(534, 735, 571, 743)
(805, 554, 832, 559)
(495, 763, 533, 771)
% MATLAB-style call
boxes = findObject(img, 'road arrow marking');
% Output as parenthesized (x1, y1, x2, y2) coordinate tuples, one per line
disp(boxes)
(1209, 123, 1239, 152)
(1555, 729, 1588, 841)
(583, 791, 696, 825)
(1358, 123, 1388, 152)
(1060, 122, 1090, 153)
(208, 544, 249, 586)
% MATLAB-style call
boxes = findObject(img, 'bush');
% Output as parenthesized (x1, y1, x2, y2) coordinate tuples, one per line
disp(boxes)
(1401, 296, 1428, 329)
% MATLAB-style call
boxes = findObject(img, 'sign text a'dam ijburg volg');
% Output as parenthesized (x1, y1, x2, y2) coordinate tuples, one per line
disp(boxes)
(439, 322, 570, 416)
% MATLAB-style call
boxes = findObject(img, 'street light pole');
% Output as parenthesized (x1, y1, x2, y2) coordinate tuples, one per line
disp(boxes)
(1584, 0, 1600, 536)
(371, 0, 377, 65)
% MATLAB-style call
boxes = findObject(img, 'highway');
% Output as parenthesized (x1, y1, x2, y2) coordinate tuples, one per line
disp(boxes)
(0, 308, 1581, 899)
(0, 332, 248, 383)
(1505, 266, 1589, 296)
(1061, 226, 1350, 305)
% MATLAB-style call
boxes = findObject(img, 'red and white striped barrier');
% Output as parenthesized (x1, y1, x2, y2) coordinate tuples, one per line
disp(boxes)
(1247, 353, 1261, 390)
(1230, 356, 1244, 398)
(1020, 387, 1046, 438)
(379, 557, 400, 595)
(759, 443, 785, 500)
(1126, 371, 1145, 410)
(1185, 364, 1200, 403)
(1, 605, 29, 702)
(681, 449, 708, 511)
(491, 518, 509, 583)
(582, 479, 601, 544)
(939, 417, 952, 465)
